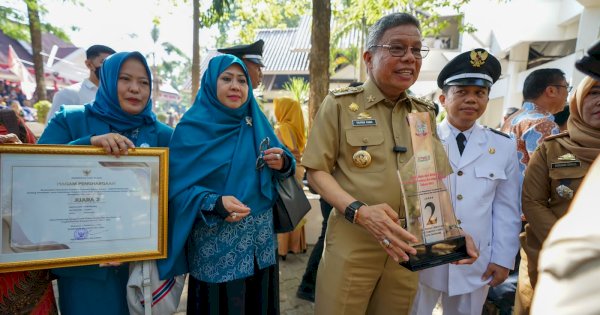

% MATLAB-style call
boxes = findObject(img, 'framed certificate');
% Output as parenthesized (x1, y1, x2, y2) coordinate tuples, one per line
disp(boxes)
(0, 145, 168, 273)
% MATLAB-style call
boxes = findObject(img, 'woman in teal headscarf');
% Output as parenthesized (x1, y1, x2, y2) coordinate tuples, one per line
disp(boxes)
(158, 54, 294, 314)
(39, 51, 173, 315)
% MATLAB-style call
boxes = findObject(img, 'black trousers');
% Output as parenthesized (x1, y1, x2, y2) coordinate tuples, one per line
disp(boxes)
(298, 198, 332, 292)
(187, 261, 279, 315)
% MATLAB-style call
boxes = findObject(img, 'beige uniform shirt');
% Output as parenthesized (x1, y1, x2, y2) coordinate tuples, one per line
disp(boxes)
(303, 79, 449, 217)
(522, 132, 589, 287)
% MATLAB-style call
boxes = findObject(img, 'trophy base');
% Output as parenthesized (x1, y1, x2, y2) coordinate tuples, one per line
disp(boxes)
(400, 236, 469, 271)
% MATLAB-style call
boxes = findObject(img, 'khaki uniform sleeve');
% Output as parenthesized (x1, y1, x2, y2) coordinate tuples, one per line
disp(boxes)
(522, 144, 558, 286)
(302, 94, 339, 173)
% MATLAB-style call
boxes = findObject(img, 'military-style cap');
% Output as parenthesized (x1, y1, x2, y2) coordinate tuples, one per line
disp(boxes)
(575, 40, 600, 82)
(437, 48, 501, 88)
(217, 39, 265, 67)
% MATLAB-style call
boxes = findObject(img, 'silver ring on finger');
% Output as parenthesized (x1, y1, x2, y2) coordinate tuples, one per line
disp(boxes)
(274, 153, 281, 160)
(231, 212, 238, 219)
(381, 238, 392, 248)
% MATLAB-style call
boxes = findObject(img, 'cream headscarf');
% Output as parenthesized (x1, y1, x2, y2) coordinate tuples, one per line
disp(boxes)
(274, 97, 306, 154)
(559, 76, 600, 163)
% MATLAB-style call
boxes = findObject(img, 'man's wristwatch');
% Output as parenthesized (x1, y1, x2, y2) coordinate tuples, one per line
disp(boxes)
(345, 201, 366, 223)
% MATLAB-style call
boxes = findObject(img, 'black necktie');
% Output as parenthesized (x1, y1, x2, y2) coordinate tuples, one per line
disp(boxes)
(456, 133, 466, 155)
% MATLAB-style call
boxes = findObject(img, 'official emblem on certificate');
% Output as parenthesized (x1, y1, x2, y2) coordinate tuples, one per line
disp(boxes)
(397, 112, 469, 271)
(0, 145, 168, 272)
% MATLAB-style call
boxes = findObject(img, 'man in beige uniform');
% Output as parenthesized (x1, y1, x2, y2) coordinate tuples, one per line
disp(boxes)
(303, 13, 476, 315)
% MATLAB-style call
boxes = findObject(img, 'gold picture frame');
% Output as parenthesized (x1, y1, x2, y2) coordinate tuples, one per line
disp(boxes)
(0, 144, 168, 273)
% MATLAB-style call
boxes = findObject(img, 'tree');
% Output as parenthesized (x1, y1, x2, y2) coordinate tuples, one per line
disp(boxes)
(308, 0, 330, 127)
(25, 0, 46, 101)
(1, 1, 78, 102)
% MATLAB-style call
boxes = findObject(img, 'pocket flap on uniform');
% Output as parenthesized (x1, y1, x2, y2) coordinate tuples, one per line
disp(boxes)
(549, 166, 587, 180)
(474, 167, 507, 180)
(345, 128, 384, 147)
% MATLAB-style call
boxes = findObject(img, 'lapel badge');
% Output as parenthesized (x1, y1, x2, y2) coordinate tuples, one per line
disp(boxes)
(357, 111, 372, 119)
(558, 153, 576, 161)
(556, 184, 574, 199)
(470, 49, 488, 67)
(245, 116, 253, 126)
(349, 103, 359, 112)
(352, 150, 372, 168)
(489, 148, 496, 154)
(367, 95, 376, 103)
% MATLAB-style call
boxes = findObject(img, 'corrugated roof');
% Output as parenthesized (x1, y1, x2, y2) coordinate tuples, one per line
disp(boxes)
(259, 29, 309, 73)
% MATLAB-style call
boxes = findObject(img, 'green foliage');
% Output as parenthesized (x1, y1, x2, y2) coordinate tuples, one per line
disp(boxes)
(33, 100, 50, 123)
(1, 1, 79, 42)
(221, 0, 310, 43)
(331, 0, 475, 43)
(282, 77, 309, 104)
(156, 111, 167, 123)
(330, 46, 358, 75)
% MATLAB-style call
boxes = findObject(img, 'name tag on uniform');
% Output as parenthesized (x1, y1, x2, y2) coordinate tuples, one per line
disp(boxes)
(551, 161, 581, 169)
(352, 119, 377, 127)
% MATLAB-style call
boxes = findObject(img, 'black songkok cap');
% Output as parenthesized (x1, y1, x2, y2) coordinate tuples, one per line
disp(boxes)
(217, 40, 265, 67)
(437, 48, 501, 89)
(575, 40, 600, 82)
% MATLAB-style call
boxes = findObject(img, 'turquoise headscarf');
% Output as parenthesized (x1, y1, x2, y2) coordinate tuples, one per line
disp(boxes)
(85, 51, 157, 131)
(158, 55, 291, 279)
(168, 54, 283, 202)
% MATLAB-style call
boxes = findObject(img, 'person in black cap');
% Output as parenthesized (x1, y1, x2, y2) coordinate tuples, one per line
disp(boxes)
(218, 40, 265, 89)
(411, 49, 521, 315)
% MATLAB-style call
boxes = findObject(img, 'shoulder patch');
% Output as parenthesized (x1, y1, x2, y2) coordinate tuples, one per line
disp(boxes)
(408, 95, 436, 112)
(544, 131, 569, 141)
(330, 86, 363, 97)
(486, 127, 510, 139)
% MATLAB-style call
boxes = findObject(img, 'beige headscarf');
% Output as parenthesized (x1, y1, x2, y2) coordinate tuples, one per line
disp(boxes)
(558, 76, 600, 163)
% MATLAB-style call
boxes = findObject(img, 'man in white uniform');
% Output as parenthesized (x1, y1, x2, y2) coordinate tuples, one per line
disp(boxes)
(48, 45, 115, 121)
(411, 49, 521, 315)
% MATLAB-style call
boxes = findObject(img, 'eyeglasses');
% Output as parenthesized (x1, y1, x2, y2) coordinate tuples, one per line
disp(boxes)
(550, 84, 573, 93)
(369, 44, 430, 59)
(255, 137, 270, 170)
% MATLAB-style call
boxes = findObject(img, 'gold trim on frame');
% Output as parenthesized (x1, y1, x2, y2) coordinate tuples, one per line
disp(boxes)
(0, 144, 169, 273)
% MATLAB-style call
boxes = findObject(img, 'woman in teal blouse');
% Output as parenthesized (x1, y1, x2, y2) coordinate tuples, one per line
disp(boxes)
(158, 54, 294, 314)
(39, 51, 172, 315)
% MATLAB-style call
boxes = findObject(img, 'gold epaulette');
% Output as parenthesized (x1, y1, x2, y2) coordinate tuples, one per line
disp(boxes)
(544, 131, 569, 141)
(330, 86, 363, 97)
(409, 95, 436, 112)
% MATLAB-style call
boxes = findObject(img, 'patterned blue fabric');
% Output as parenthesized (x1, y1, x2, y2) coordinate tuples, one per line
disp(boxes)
(188, 210, 276, 282)
(85, 51, 157, 131)
(502, 102, 559, 177)
(157, 55, 294, 281)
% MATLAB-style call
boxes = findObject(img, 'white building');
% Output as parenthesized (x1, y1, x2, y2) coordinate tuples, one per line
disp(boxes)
(429, 0, 600, 127)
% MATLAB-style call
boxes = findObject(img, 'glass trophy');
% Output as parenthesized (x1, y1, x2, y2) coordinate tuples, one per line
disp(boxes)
(397, 112, 469, 271)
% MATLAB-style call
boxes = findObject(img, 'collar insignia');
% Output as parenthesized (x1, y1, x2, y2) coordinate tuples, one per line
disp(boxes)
(557, 153, 576, 161)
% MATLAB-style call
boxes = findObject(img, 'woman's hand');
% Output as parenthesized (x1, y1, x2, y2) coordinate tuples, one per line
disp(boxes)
(91, 133, 135, 157)
(262, 147, 285, 170)
(0, 133, 21, 144)
(222, 195, 251, 223)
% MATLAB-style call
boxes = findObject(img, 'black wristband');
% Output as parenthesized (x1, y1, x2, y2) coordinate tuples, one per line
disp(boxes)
(213, 196, 230, 219)
(345, 200, 366, 223)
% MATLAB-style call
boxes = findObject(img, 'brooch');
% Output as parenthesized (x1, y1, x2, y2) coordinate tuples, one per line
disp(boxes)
(556, 184, 574, 199)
